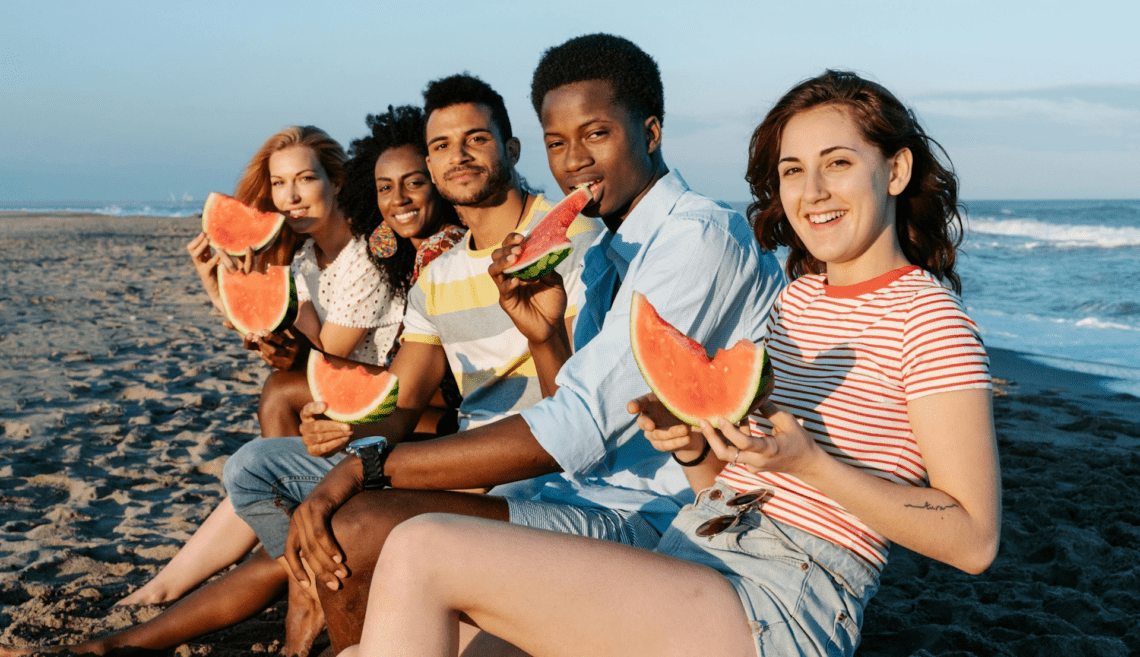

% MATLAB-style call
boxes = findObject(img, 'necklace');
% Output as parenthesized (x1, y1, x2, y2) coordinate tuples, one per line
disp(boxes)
(515, 191, 530, 230)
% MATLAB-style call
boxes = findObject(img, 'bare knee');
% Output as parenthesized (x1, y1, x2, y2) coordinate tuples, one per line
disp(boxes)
(374, 513, 460, 583)
(258, 370, 308, 437)
(328, 493, 410, 571)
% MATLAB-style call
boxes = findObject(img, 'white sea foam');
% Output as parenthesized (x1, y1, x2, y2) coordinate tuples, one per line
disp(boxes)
(966, 217, 1140, 248)
(0, 203, 200, 218)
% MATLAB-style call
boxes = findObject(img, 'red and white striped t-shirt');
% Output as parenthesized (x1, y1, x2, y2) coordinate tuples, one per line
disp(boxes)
(717, 265, 990, 572)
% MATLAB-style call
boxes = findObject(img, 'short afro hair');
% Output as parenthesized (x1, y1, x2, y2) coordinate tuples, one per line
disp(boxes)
(530, 33, 664, 125)
(422, 73, 513, 142)
(338, 105, 461, 301)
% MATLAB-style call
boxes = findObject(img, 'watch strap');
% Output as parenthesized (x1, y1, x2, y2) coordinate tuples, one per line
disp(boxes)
(358, 441, 395, 490)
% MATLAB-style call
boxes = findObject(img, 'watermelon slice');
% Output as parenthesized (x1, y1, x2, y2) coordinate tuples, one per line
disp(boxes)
(202, 192, 286, 256)
(217, 265, 297, 337)
(630, 291, 771, 427)
(307, 351, 399, 424)
(503, 184, 594, 280)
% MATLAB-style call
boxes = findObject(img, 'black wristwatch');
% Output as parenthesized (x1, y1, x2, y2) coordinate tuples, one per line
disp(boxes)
(345, 436, 395, 490)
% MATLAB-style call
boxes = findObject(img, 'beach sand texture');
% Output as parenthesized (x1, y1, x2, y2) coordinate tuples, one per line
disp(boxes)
(2, 213, 1139, 655)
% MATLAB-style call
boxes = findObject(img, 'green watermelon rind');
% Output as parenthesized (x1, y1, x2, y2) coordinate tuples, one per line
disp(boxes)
(629, 291, 771, 428)
(503, 184, 592, 280)
(217, 265, 298, 338)
(503, 245, 572, 280)
(306, 352, 400, 425)
(201, 192, 286, 256)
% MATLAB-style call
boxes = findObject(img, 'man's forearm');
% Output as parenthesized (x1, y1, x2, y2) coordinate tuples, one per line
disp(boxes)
(529, 330, 572, 398)
(386, 414, 562, 490)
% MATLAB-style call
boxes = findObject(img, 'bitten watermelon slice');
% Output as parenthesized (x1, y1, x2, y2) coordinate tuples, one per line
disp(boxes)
(307, 351, 399, 424)
(202, 192, 286, 256)
(503, 183, 594, 280)
(630, 291, 771, 427)
(217, 265, 297, 337)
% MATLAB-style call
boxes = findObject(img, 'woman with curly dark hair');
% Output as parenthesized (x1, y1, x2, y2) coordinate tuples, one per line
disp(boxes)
(340, 105, 466, 301)
(337, 71, 999, 657)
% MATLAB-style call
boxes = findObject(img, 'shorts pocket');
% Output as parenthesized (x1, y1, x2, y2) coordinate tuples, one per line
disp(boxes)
(827, 608, 860, 657)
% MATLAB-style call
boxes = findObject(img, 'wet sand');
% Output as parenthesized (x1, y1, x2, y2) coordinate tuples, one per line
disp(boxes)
(1, 212, 1138, 656)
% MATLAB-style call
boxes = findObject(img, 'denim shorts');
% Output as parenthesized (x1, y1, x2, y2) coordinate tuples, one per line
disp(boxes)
(506, 497, 662, 550)
(224, 436, 345, 558)
(653, 482, 879, 657)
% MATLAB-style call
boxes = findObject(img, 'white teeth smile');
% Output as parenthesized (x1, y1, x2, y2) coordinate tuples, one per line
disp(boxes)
(810, 210, 846, 225)
(289, 209, 307, 218)
(394, 211, 417, 221)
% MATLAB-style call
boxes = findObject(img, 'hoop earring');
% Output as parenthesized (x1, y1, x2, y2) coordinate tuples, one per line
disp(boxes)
(369, 222, 398, 259)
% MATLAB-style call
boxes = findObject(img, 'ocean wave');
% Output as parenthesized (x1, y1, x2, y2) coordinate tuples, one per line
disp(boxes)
(966, 217, 1140, 248)
(0, 204, 200, 218)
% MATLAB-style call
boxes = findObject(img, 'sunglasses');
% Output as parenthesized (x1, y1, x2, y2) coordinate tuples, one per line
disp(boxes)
(696, 489, 773, 538)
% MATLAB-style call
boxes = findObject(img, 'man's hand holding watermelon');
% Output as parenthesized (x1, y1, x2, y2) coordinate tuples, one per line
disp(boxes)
(488, 231, 574, 398)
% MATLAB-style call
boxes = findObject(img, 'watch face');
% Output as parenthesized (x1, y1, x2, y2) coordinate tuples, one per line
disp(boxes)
(347, 436, 388, 452)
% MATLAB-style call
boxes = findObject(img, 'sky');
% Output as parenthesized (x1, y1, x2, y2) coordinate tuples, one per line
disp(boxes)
(2, 0, 1138, 204)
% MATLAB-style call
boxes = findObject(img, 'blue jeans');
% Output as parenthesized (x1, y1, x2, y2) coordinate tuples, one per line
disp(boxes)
(223, 436, 345, 558)
(653, 482, 880, 657)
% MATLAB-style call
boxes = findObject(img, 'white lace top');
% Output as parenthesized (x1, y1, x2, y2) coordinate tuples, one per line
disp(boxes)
(291, 237, 403, 365)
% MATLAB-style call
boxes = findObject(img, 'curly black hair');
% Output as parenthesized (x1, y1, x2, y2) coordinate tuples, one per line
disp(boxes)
(422, 73, 513, 142)
(338, 105, 463, 302)
(530, 33, 664, 125)
(746, 70, 965, 293)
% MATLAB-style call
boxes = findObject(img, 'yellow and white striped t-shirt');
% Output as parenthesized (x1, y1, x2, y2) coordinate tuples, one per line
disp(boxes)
(401, 194, 605, 429)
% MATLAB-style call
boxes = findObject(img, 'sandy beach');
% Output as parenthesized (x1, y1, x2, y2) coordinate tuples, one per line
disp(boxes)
(1, 212, 1138, 656)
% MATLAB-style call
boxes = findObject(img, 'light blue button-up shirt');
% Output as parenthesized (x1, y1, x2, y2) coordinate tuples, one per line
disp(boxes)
(518, 170, 785, 533)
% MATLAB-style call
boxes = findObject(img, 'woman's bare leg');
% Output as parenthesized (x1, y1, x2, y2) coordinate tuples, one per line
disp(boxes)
(117, 497, 258, 606)
(117, 368, 307, 607)
(354, 514, 756, 657)
(259, 369, 313, 438)
(1, 549, 288, 656)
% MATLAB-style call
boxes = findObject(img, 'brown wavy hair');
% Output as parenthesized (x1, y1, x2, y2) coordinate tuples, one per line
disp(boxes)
(746, 70, 964, 293)
(232, 126, 348, 267)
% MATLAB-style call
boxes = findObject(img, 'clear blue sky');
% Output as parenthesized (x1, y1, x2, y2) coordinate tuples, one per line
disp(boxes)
(2, 0, 1138, 203)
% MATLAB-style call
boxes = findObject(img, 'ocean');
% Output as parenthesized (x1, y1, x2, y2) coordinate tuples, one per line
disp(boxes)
(3, 198, 1138, 396)
(959, 200, 1140, 397)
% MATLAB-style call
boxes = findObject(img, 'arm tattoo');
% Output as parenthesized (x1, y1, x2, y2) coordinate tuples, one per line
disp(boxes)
(904, 501, 959, 511)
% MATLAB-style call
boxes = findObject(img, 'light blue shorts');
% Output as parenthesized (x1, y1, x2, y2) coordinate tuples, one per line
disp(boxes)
(506, 497, 662, 550)
(653, 482, 880, 657)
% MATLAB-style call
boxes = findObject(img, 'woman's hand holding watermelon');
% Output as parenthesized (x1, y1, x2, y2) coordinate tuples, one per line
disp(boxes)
(627, 393, 701, 453)
(698, 401, 825, 479)
(299, 401, 354, 457)
(186, 232, 257, 315)
(249, 329, 310, 371)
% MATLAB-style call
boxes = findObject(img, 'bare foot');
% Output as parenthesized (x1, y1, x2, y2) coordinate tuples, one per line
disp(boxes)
(0, 642, 105, 656)
(116, 581, 177, 607)
(281, 576, 326, 657)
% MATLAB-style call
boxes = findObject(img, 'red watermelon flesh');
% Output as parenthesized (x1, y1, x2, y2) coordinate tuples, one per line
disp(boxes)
(217, 265, 297, 337)
(202, 192, 286, 256)
(307, 351, 399, 424)
(503, 183, 594, 280)
(630, 291, 771, 427)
